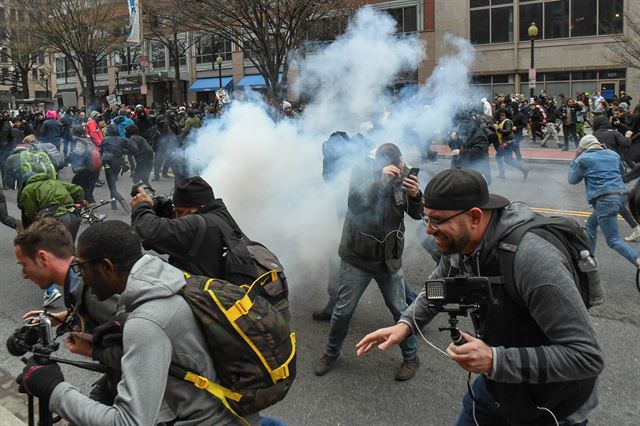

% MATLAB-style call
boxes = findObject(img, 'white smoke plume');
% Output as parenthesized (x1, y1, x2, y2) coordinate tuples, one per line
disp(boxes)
(185, 6, 478, 285)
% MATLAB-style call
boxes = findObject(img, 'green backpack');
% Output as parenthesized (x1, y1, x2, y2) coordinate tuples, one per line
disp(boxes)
(171, 270, 296, 425)
(20, 147, 56, 182)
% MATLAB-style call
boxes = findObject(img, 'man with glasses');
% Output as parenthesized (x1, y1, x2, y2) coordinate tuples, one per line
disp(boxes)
(314, 143, 422, 381)
(356, 168, 603, 426)
(13, 218, 121, 404)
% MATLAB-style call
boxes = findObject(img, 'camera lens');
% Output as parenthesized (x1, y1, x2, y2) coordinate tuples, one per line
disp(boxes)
(6, 333, 29, 356)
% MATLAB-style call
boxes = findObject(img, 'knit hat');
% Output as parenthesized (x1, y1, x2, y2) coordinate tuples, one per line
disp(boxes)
(578, 135, 602, 151)
(90, 111, 100, 119)
(619, 102, 629, 111)
(45, 110, 57, 119)
(173, 176, 214, 207)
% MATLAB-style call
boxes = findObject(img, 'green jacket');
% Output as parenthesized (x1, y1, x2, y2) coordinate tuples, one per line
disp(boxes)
(18, 173, 84, 220)
(183, 116, 202, 132)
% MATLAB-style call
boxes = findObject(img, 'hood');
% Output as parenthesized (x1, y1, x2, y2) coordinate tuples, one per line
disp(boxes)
(105, 125, 119, 136)
(25, 172, 52, 185)
(124, 124, 139, 137)
(592, 115, 610, 131)
(113, 116, 125, 124)
(121, 255, 186, 312)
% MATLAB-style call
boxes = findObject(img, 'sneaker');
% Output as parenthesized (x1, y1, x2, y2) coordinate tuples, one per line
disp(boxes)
(625, 227, 640, 242)
(312, 308, 332, 322)
(313, 353, 339, 376)
(43, 288, 62, 307)
(395, 356, 420, 381)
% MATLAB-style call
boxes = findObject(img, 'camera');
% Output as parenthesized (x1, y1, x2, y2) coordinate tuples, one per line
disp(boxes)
(6, 313, 59, 356)
(131, 183, 174, 218)
(424, 276, 497, 345)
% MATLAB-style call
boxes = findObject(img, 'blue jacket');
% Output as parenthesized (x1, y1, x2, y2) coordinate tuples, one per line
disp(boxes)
(113, 115, 134, 138)
(568, 148, 628, 203)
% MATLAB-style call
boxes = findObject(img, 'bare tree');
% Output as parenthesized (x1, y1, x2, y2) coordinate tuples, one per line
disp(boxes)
(181, 0, 356, 105)
(25, 0, 123, 108)
(145, 0, 196, 105)
(608, 7, 640, 70)
(0, 12, 45, 98)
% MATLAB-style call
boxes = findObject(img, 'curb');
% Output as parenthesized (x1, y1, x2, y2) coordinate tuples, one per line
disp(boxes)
(0, 369, 28, 426)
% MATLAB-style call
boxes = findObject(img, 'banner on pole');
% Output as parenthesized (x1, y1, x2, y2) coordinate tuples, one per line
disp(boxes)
(127, 0, 140, 44)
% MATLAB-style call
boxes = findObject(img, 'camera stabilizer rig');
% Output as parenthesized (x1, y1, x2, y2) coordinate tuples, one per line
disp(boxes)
(424, 276, 499, 345)
(7, 311, 107, 426)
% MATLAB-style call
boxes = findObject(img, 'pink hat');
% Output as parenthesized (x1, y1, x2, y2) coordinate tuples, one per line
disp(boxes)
(45, 110, 57, 119)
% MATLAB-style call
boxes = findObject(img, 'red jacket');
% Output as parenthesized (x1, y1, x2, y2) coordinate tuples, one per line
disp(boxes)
(86, 118, 103, 146)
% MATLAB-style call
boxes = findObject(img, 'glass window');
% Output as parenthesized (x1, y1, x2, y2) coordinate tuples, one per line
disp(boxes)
(493, 84, 515, 95)
(519, 3, 542, 41)
(169, 36, 187, 67)
(386, 6, 418, 33)
(0, 48, 7, 63)
(471, 9, 490, 44)
(571, 0, 596, 37)
(599, 0, 623, 35)
(492, 0, 513, 5)
(32, 69, 38, 79)
(599, 69, 625, 79)
(545, 71, 570, 81)
(55, 57, 65, 79)
(151, 41, 166, 69)
(470, 0, 489, 7)
(571, 71, 598, 80)
(572, 81, 597, 97)
(545, 82, 571, 97)
(212, 38, 233, 62)
(95, 57, 108, 75)
(545, 0, 569, 39)
(471, 75, 492, 84)
(491, 7, 513, 43)
(493, 75, 510, 83)
(194, 34, 213, 64)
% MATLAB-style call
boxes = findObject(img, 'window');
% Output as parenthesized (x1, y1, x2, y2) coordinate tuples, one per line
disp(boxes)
(599, 0, 623, 35)
(0, 48, 7, 63)
(307, 16, 349, 43)
(571, 0, 597, 37)
(519, 2, 542, 41)
(169, 36, 187, 67)
(386, 6, 418, 33)
(544, 0, 569, 39)
(116, 46, 140, 72)
(95, 56, 108, 75)
(470, 9, 490, 44)
(212, 38, 232, 62)
(32, 69, 38, 79)
(470, 1, 513, 45)
(151, 40, 166, 69)
(55, 57, 75, 80)
(194, 34, 213, 64)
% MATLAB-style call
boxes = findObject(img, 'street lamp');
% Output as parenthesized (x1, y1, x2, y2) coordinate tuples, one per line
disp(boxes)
(8, 65, 17, 108)
(528, 22, 538, 100)
(42, 73, 50, 99)
(216, 55, 223, 90)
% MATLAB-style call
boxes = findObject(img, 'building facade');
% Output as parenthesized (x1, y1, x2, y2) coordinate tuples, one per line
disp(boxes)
(435, 0, 639, 101)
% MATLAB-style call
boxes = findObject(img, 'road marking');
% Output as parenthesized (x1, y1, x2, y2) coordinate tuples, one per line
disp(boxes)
(532, 207, 624, 220)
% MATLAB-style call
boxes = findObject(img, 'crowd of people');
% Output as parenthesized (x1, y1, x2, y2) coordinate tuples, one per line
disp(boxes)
(2, 88, 639, 426)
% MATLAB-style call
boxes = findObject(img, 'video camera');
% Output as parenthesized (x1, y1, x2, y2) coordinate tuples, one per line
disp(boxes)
(423, 276, 497, 345)
(131, 183, 174, 218)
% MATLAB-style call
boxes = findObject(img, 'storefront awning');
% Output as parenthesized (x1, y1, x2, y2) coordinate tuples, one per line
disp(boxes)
(188, 77, 234, 92)
(236, 73, 282, 89)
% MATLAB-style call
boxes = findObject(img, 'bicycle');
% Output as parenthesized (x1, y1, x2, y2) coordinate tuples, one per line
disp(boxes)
(77, 199, 114, 225)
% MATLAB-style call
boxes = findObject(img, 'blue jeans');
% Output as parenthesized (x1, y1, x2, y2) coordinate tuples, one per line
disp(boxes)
(455, 376, 588, 426)
(260, 417, 287, 426)
(586, 194, 639, 265)
(325, 260, 417, 359)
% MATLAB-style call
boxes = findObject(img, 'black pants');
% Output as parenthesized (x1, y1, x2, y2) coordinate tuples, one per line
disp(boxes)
(0, 188, 16, 229)
(104, 161, 125, 206)
(563, 124, 579, 149)
(72, 170, 100, 204)
(132, 160, 153, 185)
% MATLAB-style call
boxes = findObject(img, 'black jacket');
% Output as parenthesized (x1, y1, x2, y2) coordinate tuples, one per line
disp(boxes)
(458, 123, 492, 184)
(338, 156, 422, 273)
(124, 126, 153, 163)
(593, 115, 630, 157)
(101, 125, 135, 164)
(131, 198, 243, 278)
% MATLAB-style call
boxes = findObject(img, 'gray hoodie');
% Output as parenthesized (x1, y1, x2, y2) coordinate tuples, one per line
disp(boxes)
(400, 202, 603, 423)
(50, 254, 254, 425)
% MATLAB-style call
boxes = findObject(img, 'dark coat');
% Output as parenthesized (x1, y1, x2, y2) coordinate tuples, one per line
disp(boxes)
(338, 156, 422, 274)
(457, 123, 492, 184)
(593, 115, 630, 158)
(39, 118, 63, 145)
(131, 198, 243, 278)
(101, 125, 136, 164)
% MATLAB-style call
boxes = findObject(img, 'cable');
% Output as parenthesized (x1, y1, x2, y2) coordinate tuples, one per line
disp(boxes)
(359, 229, 405, 244)
(411, 291, 448, 358)
(536, 406, 560, 426)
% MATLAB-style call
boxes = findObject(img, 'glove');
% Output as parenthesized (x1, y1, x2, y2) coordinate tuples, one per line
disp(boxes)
(16, 358, 64, 399)
(92, 320, 123, 347)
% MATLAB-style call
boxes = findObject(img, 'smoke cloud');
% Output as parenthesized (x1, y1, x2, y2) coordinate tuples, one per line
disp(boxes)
(185, 6, 478, 285)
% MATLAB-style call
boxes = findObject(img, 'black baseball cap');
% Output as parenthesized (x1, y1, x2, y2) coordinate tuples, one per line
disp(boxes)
(423, 169, 509, 210)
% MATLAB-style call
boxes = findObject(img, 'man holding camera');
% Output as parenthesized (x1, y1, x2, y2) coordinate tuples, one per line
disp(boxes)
(15, 220, 252, 425)
(314, 143, 422, 381)
(130, 176, 244, 278)
(356, 168, 603, 425)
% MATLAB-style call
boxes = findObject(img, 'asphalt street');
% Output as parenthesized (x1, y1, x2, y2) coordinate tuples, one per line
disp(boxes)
(0, 160, 639, 425)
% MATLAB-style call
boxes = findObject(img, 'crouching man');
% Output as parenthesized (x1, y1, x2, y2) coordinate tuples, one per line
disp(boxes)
(356, 169, 604, 425)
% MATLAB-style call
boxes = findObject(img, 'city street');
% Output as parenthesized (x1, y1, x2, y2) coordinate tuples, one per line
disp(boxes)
(1, 159, 639, 425)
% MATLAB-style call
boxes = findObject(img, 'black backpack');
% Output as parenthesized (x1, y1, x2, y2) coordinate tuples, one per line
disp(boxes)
(191, 213, 290, 320)
(496, 214, 603, 309)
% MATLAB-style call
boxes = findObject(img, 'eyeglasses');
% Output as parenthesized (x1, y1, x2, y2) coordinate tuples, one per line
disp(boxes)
(423, 209, 470, 230)
(70, 258, 104, 274)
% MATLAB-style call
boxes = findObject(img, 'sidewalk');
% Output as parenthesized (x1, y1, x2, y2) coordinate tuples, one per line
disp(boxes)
(432, 136, 577, 165)
(0, 370, 27, 426)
